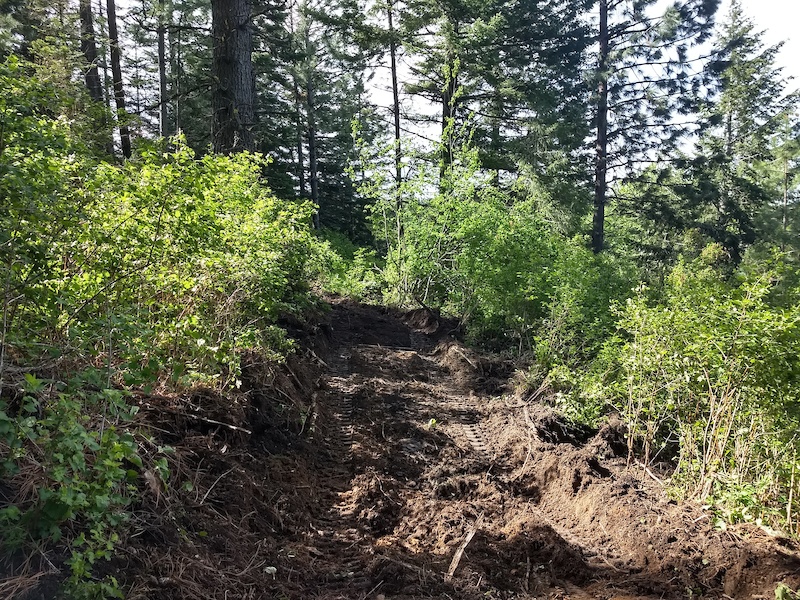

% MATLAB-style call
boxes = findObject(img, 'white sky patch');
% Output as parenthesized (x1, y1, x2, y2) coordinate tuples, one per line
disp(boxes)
(719, 0, 800, 89)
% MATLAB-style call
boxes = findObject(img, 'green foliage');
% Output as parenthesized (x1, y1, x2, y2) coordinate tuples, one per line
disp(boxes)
(776, 583, 800, 600)
(4, 129, 318, 384)
(0, 372, 147, 597)
(0, 56, 322, 595)
(313, 229, 384, 301)
(602, 247, 800, 525)
(373, 140, 635, 356)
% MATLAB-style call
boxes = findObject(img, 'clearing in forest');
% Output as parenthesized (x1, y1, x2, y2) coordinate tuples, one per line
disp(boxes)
(40, 299, 800, 600)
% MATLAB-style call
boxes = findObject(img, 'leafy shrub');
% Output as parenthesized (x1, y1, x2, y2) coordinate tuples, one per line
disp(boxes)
(607, 248, 800, 526)
(0, 57, 322, 595)
(0, 372, 146, 597)
(374, 145, 635, 357)
(313, 229, 384, 301)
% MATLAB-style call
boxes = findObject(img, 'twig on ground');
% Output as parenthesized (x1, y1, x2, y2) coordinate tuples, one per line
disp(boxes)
(201, 467, 235, 504)
(136, 399, 253, 434)
(522, 405, 542, 441)
(635, 459, 665, 486)
(452, 347, 478, 370)
(361, 580, 384, 600)
(445, 512, 484, 583)
(523, 552, 531, 593)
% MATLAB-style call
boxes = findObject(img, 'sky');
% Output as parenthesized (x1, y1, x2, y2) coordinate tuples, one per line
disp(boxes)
(722, 0, 800, 88)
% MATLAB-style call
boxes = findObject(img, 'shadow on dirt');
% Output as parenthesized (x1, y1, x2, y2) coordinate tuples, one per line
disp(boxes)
(14, 299, 798, 600)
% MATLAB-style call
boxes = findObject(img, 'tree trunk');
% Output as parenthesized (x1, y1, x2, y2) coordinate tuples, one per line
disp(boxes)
(388, 0, 402, 192)
(592, 0, 609, 254)
(294, 76, 307, 198)
(157, 0, 169, 136)
(289, 4, 307, 199)
(79, 0, 103, 103)
(299, 2, 320, 227)
(107, 0, 132, 158)
(173, 11, 182, 131)
(211, 0, 255, 154)
(98, 0, 113, 118)
(306, 75, 320, 228)
(783, 153, 789, 247)
(440, 44, 457, 184)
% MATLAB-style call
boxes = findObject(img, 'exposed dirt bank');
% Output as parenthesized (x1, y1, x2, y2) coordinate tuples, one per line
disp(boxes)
(17, 299, 800, 599)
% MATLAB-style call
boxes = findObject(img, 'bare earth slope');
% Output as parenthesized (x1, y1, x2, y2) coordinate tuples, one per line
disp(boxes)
(115, 299, 800, 599)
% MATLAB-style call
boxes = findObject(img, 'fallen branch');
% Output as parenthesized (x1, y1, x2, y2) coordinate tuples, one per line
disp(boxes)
(137, 399, 253, 435)
(522, 406, 541, 441)
(635, 459, 665, 486)
(445, 512, 484, 583)
(452, 347, 478, 370)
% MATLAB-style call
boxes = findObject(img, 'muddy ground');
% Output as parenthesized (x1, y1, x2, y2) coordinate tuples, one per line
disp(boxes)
(16, 299, 800, 599)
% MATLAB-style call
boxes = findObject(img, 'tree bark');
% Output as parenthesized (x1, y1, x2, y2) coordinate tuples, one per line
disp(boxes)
(782, 152, 789, 247)
(592, 0, 609, 254)
(293, 74, 307, 197)
(388, 0, 402, 192)
(490, 94, 502, 186)
(79, 0, 103, 103)
(289, 4, 307, 199)
(306, 75, 320, 228)
(173, 11, 182, 131)
(107, 0, 132, 158)
(211, 0, 255, 154)
(298, 2, 319, 227)
(157, 0, 169, 136)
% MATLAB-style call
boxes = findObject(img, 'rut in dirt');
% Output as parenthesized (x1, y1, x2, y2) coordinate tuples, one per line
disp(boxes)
(271, 299, 800, 600)
(104, 299, 800, 600)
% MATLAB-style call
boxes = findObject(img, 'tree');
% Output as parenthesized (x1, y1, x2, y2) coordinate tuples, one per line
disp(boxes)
(79, 0, 103, 103)
(386, 0, 401, 191)
(280, 0, 377, 236)
(211, 0, 255, 153)
(590, 0, 719, 253)
(0, 0, 43, 58)
(398, 0, 592, 203)
(677, 0, 799, 262)
(468, 0, 591, 189)
(170, 0, 213, 148)
(107, 0, 133, 158)
(157, 0, 169, 135)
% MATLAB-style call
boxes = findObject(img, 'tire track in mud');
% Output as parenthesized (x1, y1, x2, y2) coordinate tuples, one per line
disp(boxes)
(285, 301, 800, 600)
(311, 305, 634, 599)
(323, 375, 356, 460)
(456, 408, 502, 466)
(303, 346, 380, 597)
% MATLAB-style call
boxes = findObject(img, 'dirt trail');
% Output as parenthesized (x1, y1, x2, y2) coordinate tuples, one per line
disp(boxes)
(97, 300, 800, 599)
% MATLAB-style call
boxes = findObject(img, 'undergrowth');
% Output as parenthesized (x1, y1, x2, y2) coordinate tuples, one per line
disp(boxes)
(0, 57, 326, 597)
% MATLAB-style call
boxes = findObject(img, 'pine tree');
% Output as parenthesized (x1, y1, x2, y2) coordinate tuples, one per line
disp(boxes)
(678, 0, 799, 262)
(284, 0, 378, 236)
(590, 0, 719, 253)
(468, 0, 592, 188)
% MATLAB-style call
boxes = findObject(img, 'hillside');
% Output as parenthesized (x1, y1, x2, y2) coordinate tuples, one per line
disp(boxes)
(15, 299, 798, 600)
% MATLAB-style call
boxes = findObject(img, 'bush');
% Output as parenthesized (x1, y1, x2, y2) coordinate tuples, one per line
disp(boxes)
(313, 229, 384, 301)
(607, 248, 800, 527)
(0, 57, 322, 595)
(377, 148, 635, 357)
